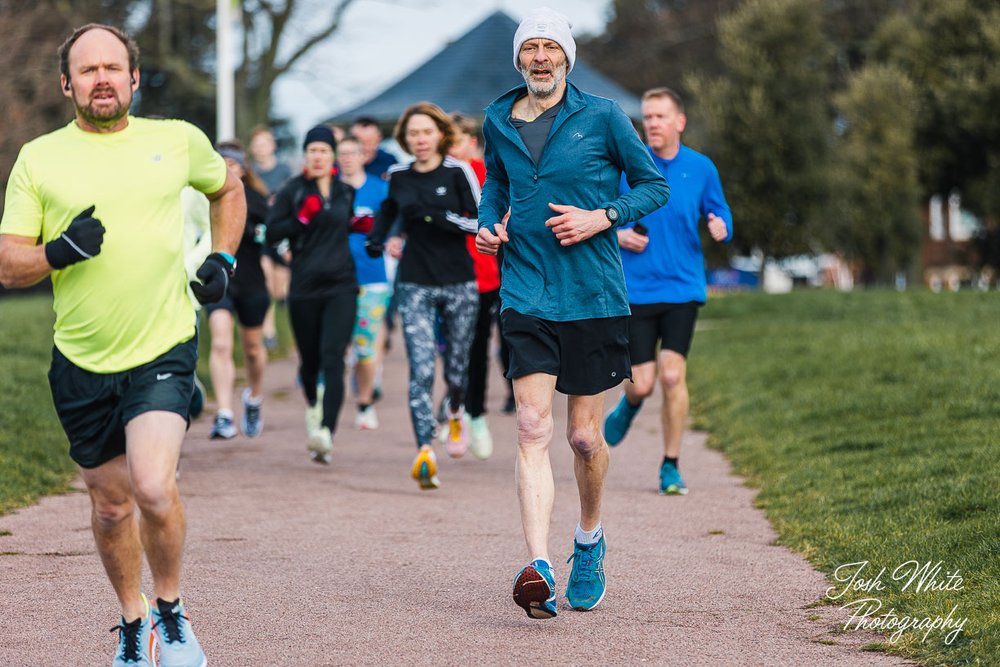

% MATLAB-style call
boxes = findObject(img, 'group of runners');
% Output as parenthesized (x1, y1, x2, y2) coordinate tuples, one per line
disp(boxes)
(0, 8, 732, 665)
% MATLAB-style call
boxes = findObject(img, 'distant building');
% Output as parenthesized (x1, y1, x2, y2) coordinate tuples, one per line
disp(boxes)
(922, 191, 988, 291)
(328, 11, 642, 125)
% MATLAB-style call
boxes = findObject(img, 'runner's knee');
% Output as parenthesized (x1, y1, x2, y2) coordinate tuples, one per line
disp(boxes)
(660, 368, 684, 390)
(630, 377, 655, 399)
(130, 476, 179, 517)
(516, 405, 552, 450)
(91, 496, 134, 529)
(567, 425, 602, 460)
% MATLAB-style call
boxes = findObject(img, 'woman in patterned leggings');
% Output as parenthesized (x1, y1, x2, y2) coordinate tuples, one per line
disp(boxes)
(367, 102, 481, 490)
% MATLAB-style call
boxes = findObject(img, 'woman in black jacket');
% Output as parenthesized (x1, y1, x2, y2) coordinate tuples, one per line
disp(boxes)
(367, 103, 481, 490)
(266, 125, 357, 464)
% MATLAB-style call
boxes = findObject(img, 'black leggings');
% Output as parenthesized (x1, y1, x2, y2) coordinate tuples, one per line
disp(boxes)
(466, 289, 500, 418)
(288, 292, 357, 433)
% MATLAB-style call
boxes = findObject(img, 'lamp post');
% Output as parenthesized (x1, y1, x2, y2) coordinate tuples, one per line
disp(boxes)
(216, 0, 236, 140)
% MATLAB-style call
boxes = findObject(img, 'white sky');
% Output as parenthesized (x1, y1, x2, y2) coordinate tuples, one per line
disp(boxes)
(271, 0, 612, 136)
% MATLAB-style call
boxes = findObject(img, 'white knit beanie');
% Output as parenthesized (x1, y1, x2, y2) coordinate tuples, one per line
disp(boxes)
(512, 7, 576, 74)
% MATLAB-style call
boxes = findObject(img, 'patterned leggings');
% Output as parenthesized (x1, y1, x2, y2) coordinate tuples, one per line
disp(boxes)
(396, 281, 479, 447)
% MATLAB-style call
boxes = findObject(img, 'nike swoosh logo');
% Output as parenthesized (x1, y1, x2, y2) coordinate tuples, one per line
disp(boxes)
(156, 373, 173, 381)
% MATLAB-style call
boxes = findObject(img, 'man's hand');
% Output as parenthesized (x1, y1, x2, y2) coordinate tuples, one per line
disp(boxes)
(189, 252, 234, 305)
(387, 236, 404, 259)
(476, 221, 509, 256)
(707, 213, 729, 242)
(545, 203, 610, 246)
(617, 227, 649, 253)
(44, 205, 106, 269)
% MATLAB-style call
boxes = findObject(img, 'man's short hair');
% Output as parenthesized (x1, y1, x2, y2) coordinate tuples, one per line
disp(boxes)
(642, 87, 685, 114)
(394, 102, 456, 157)
(352, 116, 382, 135)
(249, 125, 275, 141)
(450, 112, 482, 144)
(59, 24, 139, 80)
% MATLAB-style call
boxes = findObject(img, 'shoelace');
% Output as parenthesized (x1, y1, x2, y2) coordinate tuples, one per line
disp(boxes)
(110, 618, 143, 662)
(567, 545, 601, 582)
(153, 605, 188, 644)
(246, 403, 260, 423)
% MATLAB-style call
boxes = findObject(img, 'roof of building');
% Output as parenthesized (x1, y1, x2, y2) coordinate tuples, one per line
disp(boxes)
(329, 11, 641, 123)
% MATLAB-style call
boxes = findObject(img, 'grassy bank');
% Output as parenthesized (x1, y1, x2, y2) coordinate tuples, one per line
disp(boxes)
(689, 289, 998, 665)
(0, 295, 76, 515)
(0, 294, 295, 514)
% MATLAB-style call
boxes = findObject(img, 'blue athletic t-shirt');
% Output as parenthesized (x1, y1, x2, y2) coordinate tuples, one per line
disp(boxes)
(348, 176, 390, 285)
(619, 144, 732, 304)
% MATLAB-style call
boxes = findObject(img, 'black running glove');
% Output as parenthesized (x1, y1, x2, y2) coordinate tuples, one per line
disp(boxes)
(44, 205, 105, 269)
(189, 252, 235, 305)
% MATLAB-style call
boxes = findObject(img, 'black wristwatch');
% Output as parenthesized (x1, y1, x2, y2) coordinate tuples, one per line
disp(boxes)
(604, 206, 620, 224)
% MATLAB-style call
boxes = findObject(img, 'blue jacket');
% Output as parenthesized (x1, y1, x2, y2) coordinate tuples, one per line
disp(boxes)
(480, 82, 669, 321)
(620, 145, 733, 304)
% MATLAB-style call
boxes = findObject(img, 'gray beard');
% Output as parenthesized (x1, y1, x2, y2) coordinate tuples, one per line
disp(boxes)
(520, 64, 566, 99)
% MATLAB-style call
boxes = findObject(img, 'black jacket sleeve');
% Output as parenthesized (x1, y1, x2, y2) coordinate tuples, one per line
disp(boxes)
(265, 180, 304, 245)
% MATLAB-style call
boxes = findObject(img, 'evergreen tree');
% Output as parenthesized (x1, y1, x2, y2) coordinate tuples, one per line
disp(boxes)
(688, 0, 833, 263)
(830, 64, 921, 284)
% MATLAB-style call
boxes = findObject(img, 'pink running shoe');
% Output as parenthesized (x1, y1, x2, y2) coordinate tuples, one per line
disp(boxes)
(445, 411, 468, 458)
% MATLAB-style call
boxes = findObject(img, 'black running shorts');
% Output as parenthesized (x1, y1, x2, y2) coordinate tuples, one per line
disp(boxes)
(48, 336, 198, 469)
(205, 290, 270, 328)
(500, 309, 631, 396)
(627, 301, 701, 363)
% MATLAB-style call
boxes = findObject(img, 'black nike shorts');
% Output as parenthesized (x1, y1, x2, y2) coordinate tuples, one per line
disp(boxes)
(48, 336, 198, 469)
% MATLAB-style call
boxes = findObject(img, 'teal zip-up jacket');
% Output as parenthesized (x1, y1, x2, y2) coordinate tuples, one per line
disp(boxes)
(480, 82, 670, 321)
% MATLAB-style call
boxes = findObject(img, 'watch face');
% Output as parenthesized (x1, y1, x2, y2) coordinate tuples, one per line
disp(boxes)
(606, 207, 619, 222)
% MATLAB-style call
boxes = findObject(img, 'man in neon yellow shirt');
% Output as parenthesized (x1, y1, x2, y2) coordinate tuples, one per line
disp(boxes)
(0, 23, 245, 667)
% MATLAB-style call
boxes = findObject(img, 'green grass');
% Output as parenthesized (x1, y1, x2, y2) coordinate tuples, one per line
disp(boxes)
(0, 295, 77, 515)
(0, 294, 296, 514)
(689, 289, 999, 666)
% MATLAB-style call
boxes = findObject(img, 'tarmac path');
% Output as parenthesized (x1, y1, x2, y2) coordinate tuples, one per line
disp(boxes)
(0, 332, 910, 666)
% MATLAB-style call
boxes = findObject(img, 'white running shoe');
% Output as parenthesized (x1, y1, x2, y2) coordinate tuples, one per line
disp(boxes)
(468, 415, 494, 460)
(308, 426, 333, 465)
(354, 406, 379, 430)
(305, 404, 323, 440)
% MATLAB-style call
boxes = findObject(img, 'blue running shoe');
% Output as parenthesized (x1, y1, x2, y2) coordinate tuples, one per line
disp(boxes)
(152, 598, 207, 667)
(111, 595, 155, 666)
(659, 461, 689, 495)
(512, 559, 557, 619)
(603, 395, 641, 447)
(566, 536, 607, 611)
(240, 388, 263, 438)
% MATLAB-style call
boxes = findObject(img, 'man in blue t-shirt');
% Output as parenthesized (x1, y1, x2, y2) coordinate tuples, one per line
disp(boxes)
(604, 87, 733, 496)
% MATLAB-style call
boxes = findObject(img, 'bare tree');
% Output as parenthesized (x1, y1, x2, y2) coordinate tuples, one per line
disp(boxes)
(235, 0, 355, 137)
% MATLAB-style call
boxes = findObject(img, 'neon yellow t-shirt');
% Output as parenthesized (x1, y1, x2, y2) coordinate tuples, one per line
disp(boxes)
(0, 117, 227, 373)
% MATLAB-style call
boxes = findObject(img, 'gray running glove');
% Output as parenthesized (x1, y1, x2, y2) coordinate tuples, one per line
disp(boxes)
(189, 252, 235, 305)
(44, 205, 105, 269)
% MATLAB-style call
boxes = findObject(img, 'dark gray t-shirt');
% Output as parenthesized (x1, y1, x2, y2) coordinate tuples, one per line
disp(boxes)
(511, 96, 565, 165)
